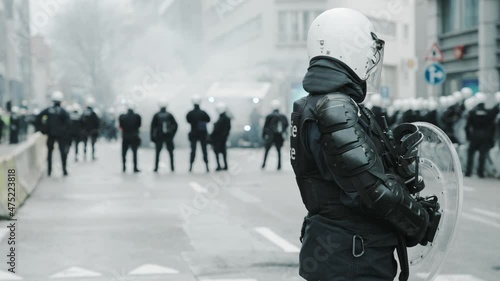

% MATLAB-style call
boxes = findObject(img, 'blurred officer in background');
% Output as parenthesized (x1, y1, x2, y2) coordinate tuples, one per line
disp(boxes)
(81, 97, 101, 160)
(119, 102, 142, 173)
(210, 102, 231, 171)
(0, 108, 4, 144)
(151, 98, 178, 173)
(9, 106, 20, 144)
(440, 95, 461, 143)
(103, 108, 118, 141)
(261, 99, 288, 170)
(68, 103, 83, 162)
(36, 91, 70, 176)
(186, 95, 211, 172)
(465, 93, 498, 178)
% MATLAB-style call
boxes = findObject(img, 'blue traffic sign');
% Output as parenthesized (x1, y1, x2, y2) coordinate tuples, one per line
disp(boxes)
(424, 63, 447, 85)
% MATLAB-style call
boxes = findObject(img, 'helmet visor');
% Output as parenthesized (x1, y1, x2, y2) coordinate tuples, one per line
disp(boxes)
(366, 32, 385, 96)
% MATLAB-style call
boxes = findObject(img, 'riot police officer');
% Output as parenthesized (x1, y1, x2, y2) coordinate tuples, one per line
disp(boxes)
(210, 102, 231, 171)
(261, 99, 288, 170)
(291, 8, 437, 281)
(186, 95, 211, 172)
(9, 106, 20, 144)
(151, 99, 178, 173)
(36, 91, 70, 176)
(119, 103, 142, 173)
(465, 93, 498, 178)
(81, 97, 100, 160)
(68, 103, 83, 162)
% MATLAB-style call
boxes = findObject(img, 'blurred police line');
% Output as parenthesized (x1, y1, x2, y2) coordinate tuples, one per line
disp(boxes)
(366, 89, 500, 179)
(0, 132, 47, 218)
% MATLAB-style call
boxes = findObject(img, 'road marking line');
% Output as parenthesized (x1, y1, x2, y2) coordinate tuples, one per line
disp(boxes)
(0, 270, 22, 280)
(254, 227, 300, 253)
(463, 186, 475, 192)
(463, 212, 500, 229)
(201, 279, 257, 281)
(472, 208, 500, 219)
(434, 275, 487, 281)
(128, 264, 179, 275)
(228, 189, 262, 203)
(50, 267, 102, 278)
(190, 182, 208, 194)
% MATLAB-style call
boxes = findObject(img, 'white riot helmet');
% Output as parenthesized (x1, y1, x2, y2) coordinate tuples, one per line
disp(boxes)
(271, 99, 281, 110)
(392, 99, 402, 111)
(216, 102, 227, 114)
(192, 95, 202, 105)
(461, 87, 473, 99)
(452, 91, 463, 102)
(86, 97, 96, 107)
(475, 92, 487, 105)
(464, 97, 477, 111)
(370, 93, 383, 107)
(438, 96, 447, 108)
(72, 103, 82, 113)
(307, 8, 385, 95)
(158, 98, 168, 108)
(446, 95, 457, 106)
(11, 106, 19, 114)
(51, 91, 64, 102)
(428, 99, 438, 111)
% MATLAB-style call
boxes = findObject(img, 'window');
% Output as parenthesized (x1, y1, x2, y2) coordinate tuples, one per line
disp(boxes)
(463, 0, 479, 29)
(441, 0, 456, 33)
(403, 24, 409, 40)
(277, 10, 322, 44)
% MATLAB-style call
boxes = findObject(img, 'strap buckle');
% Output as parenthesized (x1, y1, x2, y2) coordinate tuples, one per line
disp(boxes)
(352, 235, 365, 258)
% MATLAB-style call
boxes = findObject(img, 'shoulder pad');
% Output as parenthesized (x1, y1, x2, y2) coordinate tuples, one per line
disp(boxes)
(315, 93, 359, 133)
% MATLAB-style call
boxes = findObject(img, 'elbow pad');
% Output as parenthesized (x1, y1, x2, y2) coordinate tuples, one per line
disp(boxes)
(368, 176, 429, 238)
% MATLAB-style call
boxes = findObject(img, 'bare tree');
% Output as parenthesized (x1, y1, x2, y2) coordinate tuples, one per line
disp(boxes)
(49, 0, 127, 104)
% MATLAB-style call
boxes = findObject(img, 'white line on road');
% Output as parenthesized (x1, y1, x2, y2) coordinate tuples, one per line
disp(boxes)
(50, 267, 102, 278)
(254, 227, 300, 253)
(472, 208, 500, 220)
(463, 212, 500, 229)
(128, 264, 179, 275)
(190, 182, 208, 194)
(434, 275, 487, 281)
(228, 189, 262, 203)
(0, 270, 22, 280)
(201, 279, 257, 281)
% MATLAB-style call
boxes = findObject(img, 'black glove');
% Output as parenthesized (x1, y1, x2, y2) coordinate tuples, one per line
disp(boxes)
(406, 196, 441, 247)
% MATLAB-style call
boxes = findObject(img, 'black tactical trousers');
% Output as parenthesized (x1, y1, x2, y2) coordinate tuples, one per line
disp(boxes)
(213, 140, 228, 170)
(154, 138, 174, 171)
(190, 135, 208, 164)
(466, 141, 490, 177)
(262, 134, 284, 170)
(122, 138, 140, 171)
(83, 134, 98, 159)
(299, 215, 398, 281)
(47, 136, 68, 175)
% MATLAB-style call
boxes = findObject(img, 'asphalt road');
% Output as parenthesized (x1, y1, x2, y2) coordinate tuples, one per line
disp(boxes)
(0, 141, 499, 281)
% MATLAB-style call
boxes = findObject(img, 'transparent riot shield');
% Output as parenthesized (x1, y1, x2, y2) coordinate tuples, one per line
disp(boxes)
(407, 122, 464, 281)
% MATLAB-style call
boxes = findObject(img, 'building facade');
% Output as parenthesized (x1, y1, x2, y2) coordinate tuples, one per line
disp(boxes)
(0, 0, 32, 109)
(199, 0, 421, 113)
(419, 0, 500, 96)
